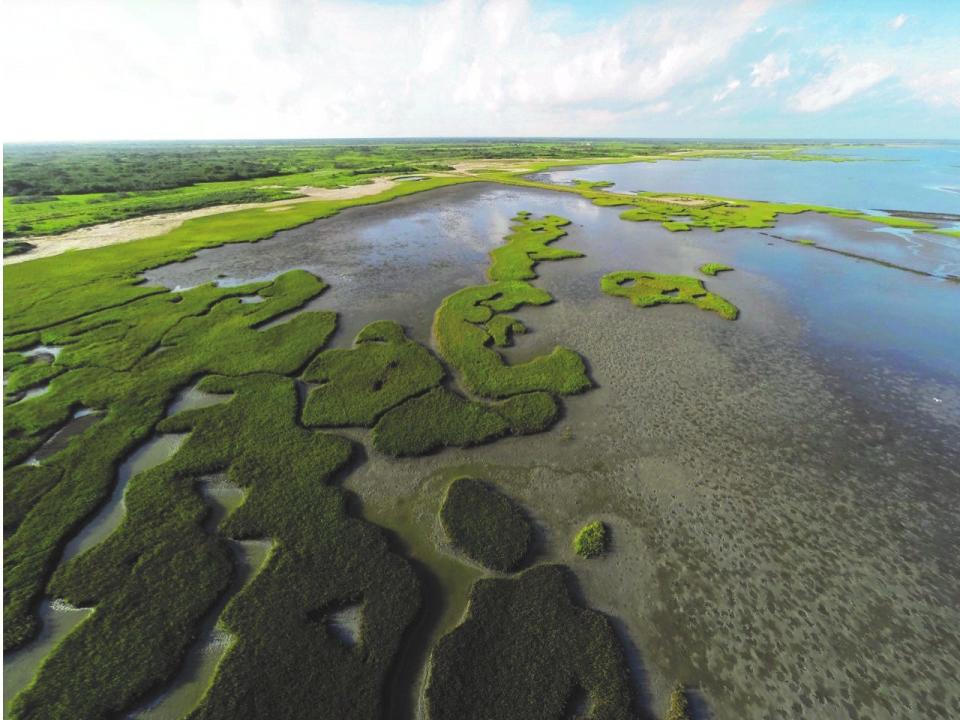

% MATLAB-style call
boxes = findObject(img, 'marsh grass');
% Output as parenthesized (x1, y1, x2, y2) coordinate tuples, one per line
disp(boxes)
(439, 478, 531, 572)
(425, 565, 633, 720)
(601, 271, 739, 321)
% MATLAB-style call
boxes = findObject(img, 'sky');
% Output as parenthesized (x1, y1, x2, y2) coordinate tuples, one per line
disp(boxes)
(3, 0, 959, 141)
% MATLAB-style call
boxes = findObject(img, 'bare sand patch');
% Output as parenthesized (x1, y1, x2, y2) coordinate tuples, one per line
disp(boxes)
(641, 194, 719, 207)
(4, 177, 398, 265)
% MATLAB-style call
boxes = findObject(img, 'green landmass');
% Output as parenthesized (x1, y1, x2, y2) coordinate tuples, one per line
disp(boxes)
(5, 138, 942, 719)
(666, 684, 694, 720)
(699, 262, 734, 276)
(601, 270, 739, 320)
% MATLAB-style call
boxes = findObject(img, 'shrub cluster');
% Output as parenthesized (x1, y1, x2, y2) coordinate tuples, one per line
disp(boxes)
(573, 520, 608, 559)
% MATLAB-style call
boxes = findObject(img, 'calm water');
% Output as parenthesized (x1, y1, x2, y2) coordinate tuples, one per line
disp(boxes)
(534, 144, 960, 216)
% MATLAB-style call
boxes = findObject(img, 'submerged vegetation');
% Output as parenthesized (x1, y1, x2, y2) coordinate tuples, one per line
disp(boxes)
(601, 270, 739, 320)
(439, 478, 532, 572)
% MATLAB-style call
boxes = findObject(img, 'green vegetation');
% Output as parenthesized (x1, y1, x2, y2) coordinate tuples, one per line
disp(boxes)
(10, 373, 420, 720)
(371, 387, 558, 457)
(4, 239, 35, 256)
(796, 238, 817, 246)
(3, 195, 597, 716)
(439, 478, 531, 571)
(699, 262, 733, 276)
(301, 320, 443, 427)
(488, 212, 581, 281)
(434, 281, 590, 398)
(666, 684, 693, 720)
(3, 271, 337, 651)
(425, 564, 633, 719)
(601, 270, 739, 320)
(573, 521, 608, 559)
(3, 175, 471, 335)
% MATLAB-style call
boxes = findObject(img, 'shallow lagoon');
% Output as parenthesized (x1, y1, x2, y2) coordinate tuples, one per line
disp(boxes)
(8, 181, 959, 719)
(141, 183, 960, 718)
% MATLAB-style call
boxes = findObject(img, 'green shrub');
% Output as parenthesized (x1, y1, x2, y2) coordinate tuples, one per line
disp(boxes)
(573, 520, 607, 558)
(665, 683, 692, 720)
(439, 478, 531, 571)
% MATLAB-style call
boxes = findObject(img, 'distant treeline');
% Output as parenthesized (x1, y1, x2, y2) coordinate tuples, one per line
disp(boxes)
(2, 139, 743, 196)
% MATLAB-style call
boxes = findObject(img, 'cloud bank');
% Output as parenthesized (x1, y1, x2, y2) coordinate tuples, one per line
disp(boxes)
(2, 0, 958, 140)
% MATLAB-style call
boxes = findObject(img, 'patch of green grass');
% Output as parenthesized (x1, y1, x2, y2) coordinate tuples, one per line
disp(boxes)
(425, 564, 633, 719)
(573, 520, 607, 559)
(439, 477, 531, 572)
(371, 387, 558, 457)
(665, 683, 693, 720)
(699, 262, 733, 276)
(3, 175, 473, 336)
(487, 212, 582, 282)
(434, 281, 589, 398)
(5, 140, 853, 236)
(301, 320, 443, 427)
(601, 270, 739, 320)
(796, 238, 817, 246)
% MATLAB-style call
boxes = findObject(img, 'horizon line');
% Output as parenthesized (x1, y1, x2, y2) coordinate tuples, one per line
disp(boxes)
(5, 135, 959, 147)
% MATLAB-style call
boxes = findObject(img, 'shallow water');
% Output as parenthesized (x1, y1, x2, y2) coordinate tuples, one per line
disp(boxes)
(533, 143, 960, 216)
(25, 408, 101, 465)
(102, 183, 960, 717)
(60, 432, 188, 563)
(2, 601, 92, 718)
(130, 534, 273, 720)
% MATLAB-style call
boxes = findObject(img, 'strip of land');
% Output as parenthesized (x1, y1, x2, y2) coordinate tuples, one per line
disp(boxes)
(4, 178, 398, 265)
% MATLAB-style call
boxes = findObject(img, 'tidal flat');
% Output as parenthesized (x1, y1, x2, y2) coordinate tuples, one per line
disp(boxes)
(131, 182, 960, 719)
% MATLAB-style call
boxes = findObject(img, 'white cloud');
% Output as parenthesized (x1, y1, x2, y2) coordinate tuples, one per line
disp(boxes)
(791, 61, 892, 112)
(750, 53, 790, 87)
(904, 67, 960, 108)
(1, 0, 773, 140)
(713, 79, 741, 102)
(889, 13, 908, 30)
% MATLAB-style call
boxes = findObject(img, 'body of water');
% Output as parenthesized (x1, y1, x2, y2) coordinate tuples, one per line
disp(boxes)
(533, 143, 960, 216)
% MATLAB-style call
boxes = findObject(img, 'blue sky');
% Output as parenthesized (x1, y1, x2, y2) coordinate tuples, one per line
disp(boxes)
(4, 0, 959, 141)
